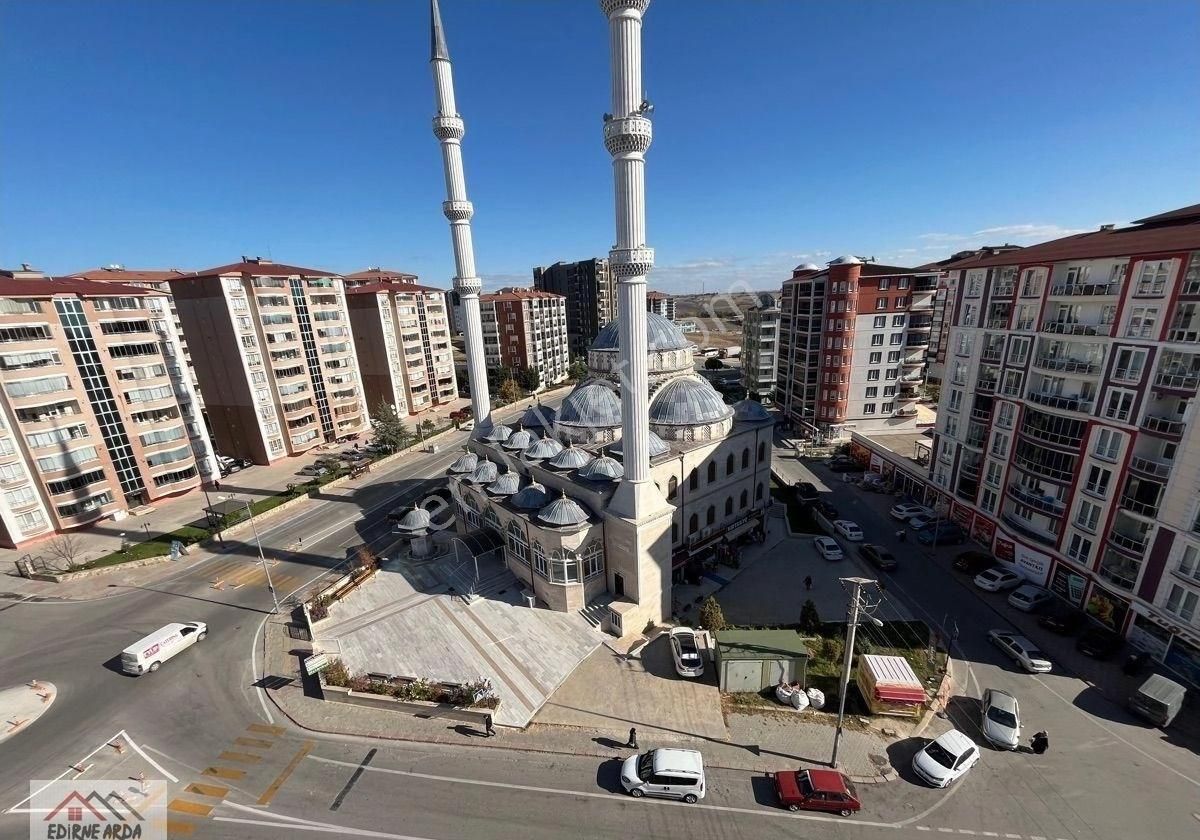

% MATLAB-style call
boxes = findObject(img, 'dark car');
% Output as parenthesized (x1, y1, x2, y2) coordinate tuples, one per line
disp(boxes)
(814, 500, 840, 520)
(917, 523, 966, 546)
(858, 544, 898, 571)
(795, 481, 820, 503)
(771, 769, 861, 816)
(953, 550, 993, 574)
(829, 459, 860, 473)
(1038, 605, 1086, 635)
(1076, 627, 1123, 659)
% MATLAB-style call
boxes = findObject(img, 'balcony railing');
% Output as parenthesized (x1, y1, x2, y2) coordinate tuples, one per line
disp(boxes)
(1000, 511, 1058, 547)
(1033, 356, 1098, 375)
(1015, 319, 1035, 331)
(978, 379, 998, 394)
(969, 407, 992, 422)
(1098, 560, 1139, 592)
(1027, 391, 1094, 413)
(1007, 482, 1066, 514)
(1142, 415, 1185, 436)
(993, 282, 1015, 296)
(1019, 423, 1083, 449)
(964, 435, 986, 450)
(960, 462, 981, 480)
(1129, 455, 1172, 479)
(1109, 530, 1149, 557)
(1049, 282, 1120, 297)
(902, 354, 925, 366)
(980, 348, 1003, 362)
(1120, 493, 1161, 518)
(986, 318, 1010, 329)
(1154, 371, 1200, 391)
(1041, 321, 1113, 336)
(1181, 280, 1200, 296)
(1166, 327, 1200, 343)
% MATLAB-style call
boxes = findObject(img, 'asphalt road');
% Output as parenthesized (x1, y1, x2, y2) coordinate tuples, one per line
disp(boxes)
(2, 423, 1199, 840)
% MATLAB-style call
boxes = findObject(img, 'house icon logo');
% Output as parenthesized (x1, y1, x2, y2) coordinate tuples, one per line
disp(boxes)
(31, 779, 164, 840)
(44, 790, 144, 824)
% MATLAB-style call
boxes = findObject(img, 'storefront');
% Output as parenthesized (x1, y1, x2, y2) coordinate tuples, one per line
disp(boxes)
(1128, 607, 1200, 690)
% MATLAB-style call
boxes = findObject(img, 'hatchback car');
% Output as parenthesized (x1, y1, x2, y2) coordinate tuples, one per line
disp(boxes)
(988, 629, 1052, 673)
(980, 688, 1021, 750)
(912, 729, 980, 788)
(1076, 627, 1124, 660)
(1008, 584, 1053, 612)
(858, 544, 897, 571)
(620, 749, 705, 803)
(974, 568, 1022, 592)
(771, 769, 861, 816)
(669, 627, 704, 678)
(814, 500, 841, 520)
(833, 520, 863, 542)
(794, 481, 820, 503)
(917, 523, 966, 545)
(890, 502, 933, 521)
(298, 464, 329, 477)
(814, 536, 843, 561)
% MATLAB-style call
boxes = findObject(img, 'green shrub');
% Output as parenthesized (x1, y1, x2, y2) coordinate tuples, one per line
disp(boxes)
(322, 658, 350, 687)
(799, 599, 822, 633)
(698, 596, 726, 632)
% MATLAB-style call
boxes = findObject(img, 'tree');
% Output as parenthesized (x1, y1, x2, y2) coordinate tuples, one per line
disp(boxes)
(45, 533, 83, 571)
(698, 595, 726, 632)
(704, 357, 725, 370)
(396, 422, 413, 450)
(420, 418, 437, 440)
(567, 358, 588, 382)
(498, 377, 522, 405)
(518, 365, 541, 393)
(923, 382, 941, 404)
(371, 401, 407, 452)
(799, 599, 822, 633)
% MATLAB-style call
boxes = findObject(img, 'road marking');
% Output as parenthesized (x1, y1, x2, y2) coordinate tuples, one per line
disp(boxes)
(217, 801, 439, 838)
(915, 828, 931, 833)
(219, 750, 264, 764)
(204, 766, 246, 780)
(980, 833, 999, 837)
(185, 783, 229, 798)
(119, 730, 180, 783)
(165, 820, 195, 835)
(236, 737, 275, 749)
(330, 748, 376, 811)
(937, 830, 955, 834)
(168, 798, 214, 817)
(258, 740, 314, 805)
(247, 723, 286, 736)
(4, 728, 126, 813)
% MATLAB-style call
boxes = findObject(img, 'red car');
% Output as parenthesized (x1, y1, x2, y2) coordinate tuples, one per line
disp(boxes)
(771, 768, 861, 816)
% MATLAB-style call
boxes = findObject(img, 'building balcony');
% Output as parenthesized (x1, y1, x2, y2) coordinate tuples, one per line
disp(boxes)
(1048, 282, 1120, 297)
(1166, 326, 1200, 343)
(1018, 422, 1083, 450)
(1141, 415, 1185, 438)
(1040, 320, 1113, 337)
(969, 406, 992, 422)
(978, 378, 998, 394)
(1013, 449, 1075, 484)
(1180, 280, 1200, 297)
(1108, 529, 1150, 559)
(993, 282, 1016, 297)
(980, 348, 1003, 362)
(1120, 493, 1160, 519)
(902, 353, 925, 366)
(1006, 482, 1066, 515)
(1097, 554, 1140, 593)
(1027, 391, 1094, 414)
(985, 317, 1010, 329)
(1129, 455, 1172, 479)
(904, 335, 930, 347)
(1000, 511, 1058, 548)
(1032, 355, 1099, 375)
(1153, 371, 1200, 392)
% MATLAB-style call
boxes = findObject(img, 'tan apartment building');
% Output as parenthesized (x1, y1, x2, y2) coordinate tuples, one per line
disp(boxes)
(343, 267, 419, 289)
(480, 288, 569, 388)
(346, 277, 458, 416)
(168, 258, 370, 464)
(0, 268, 216, 548)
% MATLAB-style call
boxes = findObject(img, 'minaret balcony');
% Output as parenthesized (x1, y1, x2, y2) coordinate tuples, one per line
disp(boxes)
(603, 115, 653, 155)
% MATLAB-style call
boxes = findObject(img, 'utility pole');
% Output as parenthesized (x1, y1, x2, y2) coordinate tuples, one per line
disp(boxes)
(831, 576, 882, 768)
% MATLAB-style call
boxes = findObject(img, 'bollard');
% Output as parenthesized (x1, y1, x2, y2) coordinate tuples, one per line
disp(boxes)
(110, 740, 125, 754)
(38, 692, 50, 703)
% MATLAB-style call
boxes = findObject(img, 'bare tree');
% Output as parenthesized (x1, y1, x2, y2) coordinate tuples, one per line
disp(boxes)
(44, 533, 84, 571)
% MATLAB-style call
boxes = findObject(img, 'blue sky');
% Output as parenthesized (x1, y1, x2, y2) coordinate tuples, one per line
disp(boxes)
(2, 0, 1196, 293)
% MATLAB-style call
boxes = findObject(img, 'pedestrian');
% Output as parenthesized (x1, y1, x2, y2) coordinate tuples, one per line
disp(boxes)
(627, 727, 638, 749)
(484, 714, 495, 737)
(1031, 730, 1048, 755)
(896, 529, 907, 542)
(804, 575, 813, 591)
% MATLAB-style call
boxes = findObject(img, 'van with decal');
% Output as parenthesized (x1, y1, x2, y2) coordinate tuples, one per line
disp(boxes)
(120, 622, 207, 675)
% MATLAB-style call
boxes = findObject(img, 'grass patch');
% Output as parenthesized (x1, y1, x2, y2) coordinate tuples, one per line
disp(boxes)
(81, 524, 211, 570)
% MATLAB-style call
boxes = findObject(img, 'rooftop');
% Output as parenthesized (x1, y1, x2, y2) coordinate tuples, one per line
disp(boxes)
(179, 258, 337, 279)
(0, 274, 155, 298)
(714, 629, 811, 661)
(69, 266, 191, 283)
(482, 288, 566, 303)
(346, 281, 446, 296)
(344, 267, 419, 282)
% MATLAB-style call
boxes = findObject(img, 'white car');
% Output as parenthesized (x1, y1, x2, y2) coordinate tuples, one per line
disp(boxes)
(890, 503, 933, 521)
(669, 627, 704, 678)
(832, 520, 863, 541)
(813, 536, 843, 561)
(912, 729, 979, 788)
(620, 749, 706, 803)
(974, 567, 1022, 592)
(980, 688, 1021, 750)
(988, 629, 1052, 673)
(1007, 584, 1053, 613)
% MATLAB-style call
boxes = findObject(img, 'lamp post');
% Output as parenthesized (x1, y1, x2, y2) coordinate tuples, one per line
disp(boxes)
(224, 495, 279, 613)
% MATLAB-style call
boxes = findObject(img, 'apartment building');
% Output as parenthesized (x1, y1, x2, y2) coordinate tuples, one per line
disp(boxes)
(741, 293, 779, 399)
(776, 258, 940, 437)
(930, 204, 1200, 685)
(532, 258, 615, 359)
(169, 258, 369, 464)
(346, 278, 457, 416)
(0, 268, 216, 548)
(343, 267, 418, 289)
(646, 291, 676, 321)
(480, 289, 569, 387)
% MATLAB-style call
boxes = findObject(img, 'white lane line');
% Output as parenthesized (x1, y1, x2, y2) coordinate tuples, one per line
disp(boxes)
(1004, 835, 1022, 839)
(915, 828, 932, 833)
(1032, 675, 1200, 789)
(217, 801, 437, 838)
(957, 831, 976, 836)
(4, 728, 126, 813)
(307, 755, 899, 829)
(937, 830, 955, 835)
(118, 730, 178, 783)
(980, 833, 999, 837)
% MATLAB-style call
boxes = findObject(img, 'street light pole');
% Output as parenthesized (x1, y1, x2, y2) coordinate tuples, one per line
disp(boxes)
(227, 496, 279, 613)
(831, 576, 881, 768)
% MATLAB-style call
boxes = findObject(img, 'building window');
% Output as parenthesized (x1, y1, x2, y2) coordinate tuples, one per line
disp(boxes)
(532, 543, 548, 578)
(689, 470, 698, 491)
(889, 333, 903, 345)
(1165, 584, 1198, 623)
(863, 403, 876, 415)
(871, 334, 884, 346)
(985, 461, 1003, 487)
(582, 541, 604, 579)
(1075, 500, 1102, 532)
(707, 462, 717, 483)
(892, 314, 906, 327)
(725, 497, 734, 516)
(1067, 534, 1093, 564)
(881, 402, 894, 413)
(868, 352, 881, 365)
(873, 316, 886, 328)
(740, 489, 748, 509)
(1093, 428, 1121, 461)
(741, 447, 749, 469)
(758, 442, 766, 463)
(668, 476, 678, 499)
(865, 387, 878, 399)
(979, 489, 996, 513)
(1103, 390, 1134, 422)
(878, 278, 890, 291)
(875, 297, 887, 310)
(883, 385, 896, 397)
(756, 482, 764, 501)
(885, 368, 898, 380)
(1113, 348, 1145, 381)
(689, 513, 699, 534)
(867, 370, 880, 381)
(706, 506, 716, 526)
(1084, 465, 1111, 498)
(1126, 306, 1159, 338)
(1136, 260, 1172, 296)
(726, 453, 735, 476)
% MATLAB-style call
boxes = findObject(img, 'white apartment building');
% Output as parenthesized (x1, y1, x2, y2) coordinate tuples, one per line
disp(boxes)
(480, 289, 569, 388)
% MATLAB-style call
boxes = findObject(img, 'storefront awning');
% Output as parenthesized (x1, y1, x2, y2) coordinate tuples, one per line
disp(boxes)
(724, 519, 756, 542)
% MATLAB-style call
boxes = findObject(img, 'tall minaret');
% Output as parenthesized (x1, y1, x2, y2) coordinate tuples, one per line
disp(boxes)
(601, 0, 664, 518)
(430, 0, 491, 431)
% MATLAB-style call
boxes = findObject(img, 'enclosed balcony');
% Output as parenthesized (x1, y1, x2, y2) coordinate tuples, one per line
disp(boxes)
(1097, 549, 1141, 593)
(1013, 440, 1075, 484)
(1119, 475, 1165, 519)
(1168, 303, 1200, 343)
(1006, 479, 1067, 516)
(1153, 350, 1200, 393)
(1000, 502, 1059, 548)
(1107, 511, 1152, 559)
(964, 421, 988, 450)
(985, 303, 1012, 330)
(1040, 319, 1113, 337)
(969, 396, 994, 423)
(1020, 407, 1086, 449)
(1048, 281, 1120, 297)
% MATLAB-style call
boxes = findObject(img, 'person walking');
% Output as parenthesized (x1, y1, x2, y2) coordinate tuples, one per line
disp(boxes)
(896, 529, 907, 542)
(1031, 730, 1049, 755)
(484, 714, 496, 737)
(627, 727, 638, 749)
(804, 575, 813, 591)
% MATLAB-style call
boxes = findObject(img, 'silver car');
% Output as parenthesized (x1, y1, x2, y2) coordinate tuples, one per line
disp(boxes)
(669, 627, 704, 678)
(980, 688, 1021, 749)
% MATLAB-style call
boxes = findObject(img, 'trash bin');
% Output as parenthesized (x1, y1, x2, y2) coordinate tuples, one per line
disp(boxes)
(523, 591, 536, 608)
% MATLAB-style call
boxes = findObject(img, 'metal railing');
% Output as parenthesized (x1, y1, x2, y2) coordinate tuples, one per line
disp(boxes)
(1109, 531, 1149, 556)
(1129, 455, 1172, 478)
(1041, 321, 1113, 336)
(969, 407, 992, 422)
(1013, 451, 1074, 483)
(1154, 372, 1200, 390)
(1006, 482, 1066, 514)
(980, 349, 1003, 362)
(1033, 356, 1098, 374)
(1049, 282, 1120, 296)
(1142, 415, 1185, 436)
(993, 283, 1015, 296)
(1098, 561, 1138, 592)
(1120, 494, 1161, 517)
(978, 379, 998, 394)
(1027, 391, 1094, 413)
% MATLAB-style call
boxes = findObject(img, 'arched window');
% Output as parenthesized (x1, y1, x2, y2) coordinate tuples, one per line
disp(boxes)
(726, 453, 735, 476)
(755, 482, 764, 501)
(688, 469, 698, 491)
(463, 493, 481, 528)
(672, 522, 679, 543)
(742, 447, 750, 469)
(758, 442, 766, 463)
(689, 513, 699, 534)
(507, 521, 529, 565)
(668, 476, 678, 499)
(725, 497, 733, 516)
(582, 541, 604, 579)
(707, 462, 717, 483)
(532, 542, 548, 578)
(740, 489, 748, 509)
(706, 505, 715, 526)
(484, 507, 501, 531)
(551, 549, 581, 583)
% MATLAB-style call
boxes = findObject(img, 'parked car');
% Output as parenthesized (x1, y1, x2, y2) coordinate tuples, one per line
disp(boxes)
(988, 629, 1052, 673)
(917, 523, 966, 545)
(858, 544, 897, 571)
(912, 729, 980, 788)
(1128, 674, 1186, 728)
(814, 500, 840, 520)
(1008, 585, 1053, 613)
(859, 473, 888, 492)
(974, 568, 1022, 592)
(771, 769, 861, 816)
(1038, 605, 1086, 635)
(794, 481, 820, 503)
(620, 749, 706, 803)
(953, 550, 993, 575)
(216, 455, 251, 476)
(298, 464, 329, 477)
(813, 536, 843, 561)
(1076, 627, 1124, 660)
(980, 688, 1021, 750)
(669, 627, 704, 678)
(907, 514, 944, 531)
(890, 502, 933, 521)
(828, 457, 859, 473)
(832, 520, 863, 542)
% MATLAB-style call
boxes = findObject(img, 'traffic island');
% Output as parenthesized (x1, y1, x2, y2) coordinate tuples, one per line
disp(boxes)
(0, 681, 57, 744)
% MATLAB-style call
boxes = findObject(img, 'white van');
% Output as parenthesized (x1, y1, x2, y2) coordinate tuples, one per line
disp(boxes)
(620, 748, 706, 803)
(120, 622, 207, 675)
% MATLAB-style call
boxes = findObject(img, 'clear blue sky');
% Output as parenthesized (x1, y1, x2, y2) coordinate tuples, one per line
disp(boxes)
(2, 0, 1197, 293)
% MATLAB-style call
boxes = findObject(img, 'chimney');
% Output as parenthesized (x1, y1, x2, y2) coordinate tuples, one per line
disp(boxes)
(1099, 224, 1115, 232)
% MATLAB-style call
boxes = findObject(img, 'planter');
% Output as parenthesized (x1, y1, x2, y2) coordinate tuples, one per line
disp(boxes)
(320, 682, 496, 726)
(33, 553, 175, 583)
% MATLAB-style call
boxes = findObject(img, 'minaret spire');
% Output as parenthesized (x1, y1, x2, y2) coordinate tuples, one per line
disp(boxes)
(429, 0, 491, 431)
(601, 0, 662, 517)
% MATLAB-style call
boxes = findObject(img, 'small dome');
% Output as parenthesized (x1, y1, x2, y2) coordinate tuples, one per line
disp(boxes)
(557, 381, 622, 428)
(611, 431, 670, 458)
(828, 255, 862, 265)
(578, 452, 624, 481)
(520, 402, 557, 429)
(483, 424, 513, 443)
(755, 292, 779, 310)
(487, 469, 521, 496)
(537, 492, 591, 527)
(524, 436, 564, 460)
(467, 458, 499, 484)
(510, 481, 548, 510)
(449, 450, 479, 474)
(733, 399, 772, 423)
(590, 312, 691, 353)
(394, 506, 432, 532)
(794, 263, 820, 272)
(648, 377, 734, 426)
(503, 427, 535, 450)
(549, 444, 594, 470)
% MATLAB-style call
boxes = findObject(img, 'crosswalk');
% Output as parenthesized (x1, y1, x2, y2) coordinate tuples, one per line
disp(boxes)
(206, 557, 304, 594)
